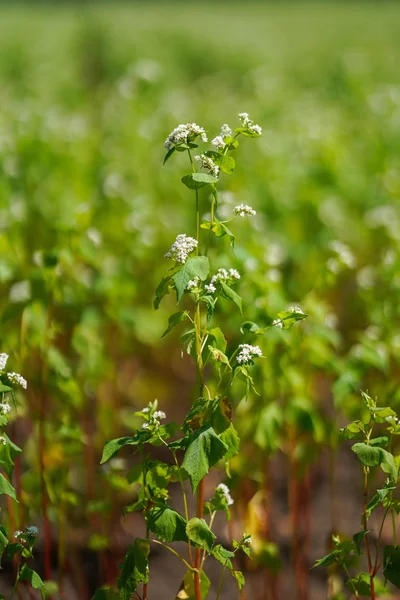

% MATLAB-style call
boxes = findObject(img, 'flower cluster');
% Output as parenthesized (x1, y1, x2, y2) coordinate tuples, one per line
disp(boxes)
(238, 112, 263, 135)
(211, 123, 233, 150)
(288, 306, 304, 315)
(0, 399, 11, 415)
(237, 344, 262, 365)
(272, 319, 283, 329)
(241, 534, 252, 547)
(165, 234, 198, 264)
(7, 372, 27, 389)
(216, 483, 234, 506)
(205, 268, 240, 294)
(15, 525, 39, 540)
(233, 204, 256, 217)
(0, 435, 6, 445)
(0, 353, 8, 371)
(195, 154, 219, 177)
(141, 405, 166, 430)
(164, 123, 208, 151)
(187, 277, 201, 291)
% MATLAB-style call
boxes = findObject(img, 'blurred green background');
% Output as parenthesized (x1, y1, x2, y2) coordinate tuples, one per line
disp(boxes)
(1, 2, 400, 598)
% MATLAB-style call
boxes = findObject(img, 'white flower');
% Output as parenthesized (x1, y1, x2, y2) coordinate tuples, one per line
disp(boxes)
(204, 283, 216, 294)
(142, 422, 150, 430)
(0, 354, 9, 371)
(154, 410, 166, 420)
(26, 526, 38, 536)
(0, 435, 6, 446)
(165, 234, 198, 264)
(242, 534, 252, 546)
(233, 204, 256, 217)
(211, 124, 233, 150)
(288, 306, 304, 315)
(7, 372, 27, 389)
(187, 277, 200, 291)
(210, 268, 241, 286)
(217, 483, 234, 506)
(14, 530, 24, 540)
(141, 407, 150, 413)
(238, 112, 262, 135)
(237, 344, 262, 365)
(211, 136, 225, 151)
(87, 227, 102, 247)
(0, 401, 11, 415)
(272, 319, 283, 329)
(165, 123, 207, 151)
(194, 154, 219, 177)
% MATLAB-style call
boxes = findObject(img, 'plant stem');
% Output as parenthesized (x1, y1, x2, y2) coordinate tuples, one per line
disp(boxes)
(363, 468, 376, 600)
(215, 565, 227, 600)
(151, 539, 195, 571)
(10, 555, 21, 600)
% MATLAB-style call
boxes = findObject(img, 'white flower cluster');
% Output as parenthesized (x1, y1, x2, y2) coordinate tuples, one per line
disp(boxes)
(272, 319, 283, 329)
(241, 534, 252, 546)
(0, 435, 6, 445)
(217, 483, 234, 506)
(7, 372, 27, 389)
(237, 344, 262, 365)
(386, 416, 399, 424)
(14, 526, 39, 540)
(0, 353, 9, 371)
(165, 234, 198, 264)
(0, 400, 11, 415)
(288, 306, 304, 315)
(238, 112, 263, 135)
(205, 268, 240, 294)
(195, 154, 219, 177)
(211, 123, 233, 150)
(187, 277, 201, 291)
(141, 408, 166, 430)
(165, 123, 207, 151)
(233, 204, 256, 217)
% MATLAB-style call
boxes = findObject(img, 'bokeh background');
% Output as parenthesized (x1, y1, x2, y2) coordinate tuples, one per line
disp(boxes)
(1, 1, 400, 598)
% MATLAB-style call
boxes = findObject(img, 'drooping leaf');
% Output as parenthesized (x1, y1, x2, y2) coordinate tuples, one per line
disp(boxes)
(219, 424, 240, 461)
(186, 518, 215, 552)
(0, 473, 17, 502)
(19, 564, 45, 596)
(173, 257, 210, 302)
(162, 311, 188, 338)
(353, 530, 370, 555)
(0, 525, 8, 566)
(345, 572, 372, 596)
(212, 545, 234, 568)
(101, 435, 143, 464)
(117, 538, 150, 600)
(351, 443, 383, 467)
(220, 282, 242, 314)
(231, 570, 245, 591)
(182, 427, 228, 491)
(154, 275, 173, 309)
(0, 434, 22, 479)
(181, 173, 218, 190)
(147, 504, 187, 543)
(200, 220, 235, 245)
(174, 569, 210, 600)
(384, 545, 400, 588)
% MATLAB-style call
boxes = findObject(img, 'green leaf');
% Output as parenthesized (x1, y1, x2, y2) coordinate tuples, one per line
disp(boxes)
(240, 321, 263, 335)
(163, 147, 176, 165)
(208, 327, 227, 352)
(351, 443, 383, 467)
(100, 435, 143, 464)
(174, 569, 210, 600)
(186, 517, 215, 552)
(204, 151, 235, 174)
(212, 545, 234, 568)
(0, 434, 22, 479)
(345, 572, 372, 596)
(201, 220, 235, 246)
(182, 427, 228, 492)
(219, 424, 240, 461)
(162, 311, 188, 338)
(181, 173, 218, 190)
(231, 570, 245, 591)
(275, 309, 307, 330)
(154, 275, 173, 309)
(147, 504, 187, 543)
(0, 525, 8, 566)
(340, 421, 364, 440)
(207, 346, 231, 370)
(220, 282, 242, 314)
(0, 473, 17, 502)
(0, 384, 12, 393)
(353, 530, 370, 555)
(117, 538, 150, 600)
(173, 257, 210, 302)
(19, 564, 45, 595)
(384, 545, 400, 588)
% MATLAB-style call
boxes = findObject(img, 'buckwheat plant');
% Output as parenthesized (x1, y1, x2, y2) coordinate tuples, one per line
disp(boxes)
(315, 391, 400, 599)
(99, 114, 306, 600)
(0, 354, 45, 597)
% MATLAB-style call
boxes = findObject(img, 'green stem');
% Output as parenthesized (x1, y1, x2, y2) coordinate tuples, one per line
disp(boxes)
(342, 563, 358, 598)
(363, 468, 376, 600)
(215, 565, 227, 600)
(10, 555, 21, 600)
(151, 539, 196, 571)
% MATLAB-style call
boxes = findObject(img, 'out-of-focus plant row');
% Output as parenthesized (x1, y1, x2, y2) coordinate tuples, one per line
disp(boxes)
(0, 2, 400, 598)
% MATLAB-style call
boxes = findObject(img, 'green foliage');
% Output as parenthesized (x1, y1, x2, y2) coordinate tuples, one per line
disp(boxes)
(182, 427, 228, 491)
(147, 504, 188, 543)
(173, 257, 210, 301)
(186, 518, 215, 552)
(117, 538, 150, 600)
